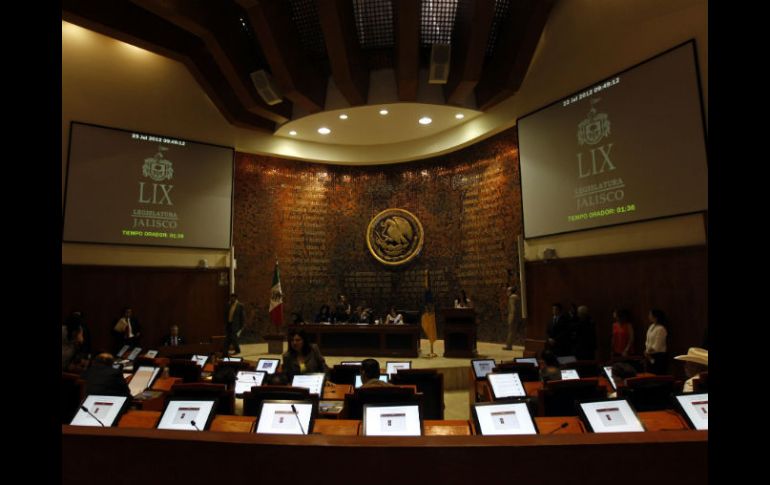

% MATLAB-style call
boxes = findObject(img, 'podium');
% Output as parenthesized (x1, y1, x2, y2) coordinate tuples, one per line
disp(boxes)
(441, 308, 477, 358)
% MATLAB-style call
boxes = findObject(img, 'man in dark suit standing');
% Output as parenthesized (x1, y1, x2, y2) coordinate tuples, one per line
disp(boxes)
(112, 307, 141, 352)
(224, 293, 245, 355)
(546, 303, 573, 356)
(80, 353, 132, 398)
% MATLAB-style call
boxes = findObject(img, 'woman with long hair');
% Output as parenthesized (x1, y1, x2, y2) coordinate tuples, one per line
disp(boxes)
(644, 309, 669, 374)
(281, 329, 328, 381)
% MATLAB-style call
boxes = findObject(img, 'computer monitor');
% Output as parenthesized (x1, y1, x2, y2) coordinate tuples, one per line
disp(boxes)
(291, 373, 326, 396)
(255, 400, 316, 435)
(128, 366, 161, 397)
(578, 399, 645, 433)
(602, 366, 619, 390)
(472, 402, 538, 435)
(144, 350, 158, 358)
(354, 374, 389, 389)
(256, 358, 281, 374)
(341, 361, 362, 366)
(471, 359, 497, 380)
(234, 370, 267, 396)
(486, 372, 527, 400)
(556, 355, 577, 365)
(560, 369, 580, 380)
(70, 395, 129, 427)
(116, 345, 130, 358)
(221, 356, 243, 362)
(674, 392, 708, 430)
(126, 347, 143, 361)
(191, 355, 209, 368)
(514, 357, 539, 367)
(157, 398, 217, 431)
(362, 403, 422, 436)
(385, 361, 412, 377)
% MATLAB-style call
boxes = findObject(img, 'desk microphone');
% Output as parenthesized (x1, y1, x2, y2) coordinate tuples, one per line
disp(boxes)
(190, 420, 201, 431)
(80, 405, 106, 427)
(547, 422, 569, 434)
(290, 404, 306, 435)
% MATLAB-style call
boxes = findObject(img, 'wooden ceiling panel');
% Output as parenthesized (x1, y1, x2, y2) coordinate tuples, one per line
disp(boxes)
(394, 0, 420, 101)
(445, 0, 496, 106)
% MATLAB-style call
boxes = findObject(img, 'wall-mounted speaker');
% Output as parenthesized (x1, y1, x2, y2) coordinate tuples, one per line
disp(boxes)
(428, 43, 451, 84)
(250, 70, 283, 105)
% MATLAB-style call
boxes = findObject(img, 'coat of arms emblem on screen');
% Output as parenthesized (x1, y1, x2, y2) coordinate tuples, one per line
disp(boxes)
(366, 208, 424, 266)
(142, 146, 174, 182)
(577, 98, 610, 146)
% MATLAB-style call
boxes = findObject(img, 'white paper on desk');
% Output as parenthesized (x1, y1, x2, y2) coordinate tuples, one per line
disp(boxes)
(487, 372, 526, 399)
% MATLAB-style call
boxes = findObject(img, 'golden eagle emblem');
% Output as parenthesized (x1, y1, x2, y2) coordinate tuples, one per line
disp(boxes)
(366, 209, 424, 266)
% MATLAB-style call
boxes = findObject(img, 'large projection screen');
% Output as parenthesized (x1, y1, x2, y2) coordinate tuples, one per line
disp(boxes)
(63, 123, 234, 249)
(518, 41, 707, 239)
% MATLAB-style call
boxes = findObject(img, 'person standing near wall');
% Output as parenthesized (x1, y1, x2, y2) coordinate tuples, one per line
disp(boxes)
(502, 285, 521, 350)
(223, 293, 245, 355)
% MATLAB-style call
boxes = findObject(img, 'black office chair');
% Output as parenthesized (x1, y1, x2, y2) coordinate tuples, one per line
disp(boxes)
(168, 359, 202, 383)
(560, 360, 601, 378)
(390, 369, 444, 419)
(343, 386, 422, 420)
(618, 375, 678, 411)
(692, 372, 708, 392)
(493, 362, 540, 382)
(537, 378, 606, 416)
(167, 382, 235, 415)
(241, 385, 315, 418)
(330, 364, 359, 385)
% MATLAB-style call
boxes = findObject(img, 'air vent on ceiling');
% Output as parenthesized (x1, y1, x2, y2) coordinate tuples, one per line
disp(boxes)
(429, 43, 451, 84)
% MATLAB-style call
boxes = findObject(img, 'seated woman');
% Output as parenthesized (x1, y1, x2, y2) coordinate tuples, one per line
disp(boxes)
(281, 329, 329, 382)
(314, 304, 331, 323)
(384, 306, 404, 325)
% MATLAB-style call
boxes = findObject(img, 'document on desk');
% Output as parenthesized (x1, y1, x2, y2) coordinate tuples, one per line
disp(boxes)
(487, 373, 526, 399)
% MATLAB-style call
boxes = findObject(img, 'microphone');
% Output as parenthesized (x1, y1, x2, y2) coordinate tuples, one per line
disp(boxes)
(290, 404, 306, 435)
(190, 420, 201, 431)
(80, 405, 106, 427)
(547, 422, 569, 434)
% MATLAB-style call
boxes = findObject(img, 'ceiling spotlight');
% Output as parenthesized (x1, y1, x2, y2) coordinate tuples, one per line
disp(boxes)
(317, 127, 331, 135)
(289, 130, 297, 136)
(379, 109, 389, 115)
(455, 113, 465, 119)
(339, 114, 348, 120)
(419, 117, 433, 125)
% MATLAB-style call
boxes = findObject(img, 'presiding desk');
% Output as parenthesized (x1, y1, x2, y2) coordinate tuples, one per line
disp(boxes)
(290, 324, 420, 357)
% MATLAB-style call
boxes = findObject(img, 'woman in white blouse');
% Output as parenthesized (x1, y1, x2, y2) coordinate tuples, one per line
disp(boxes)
(384, 306, 404, 325)
(644, 309, 669, 374)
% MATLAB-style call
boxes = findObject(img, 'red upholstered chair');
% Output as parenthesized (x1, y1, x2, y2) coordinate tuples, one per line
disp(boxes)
(167, 382, 235, 415)
(390, 369, 444, 419)
(618, 375, 678, 411)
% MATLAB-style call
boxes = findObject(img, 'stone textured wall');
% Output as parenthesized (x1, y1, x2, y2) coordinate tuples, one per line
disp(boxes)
(234, 128, 522, 343)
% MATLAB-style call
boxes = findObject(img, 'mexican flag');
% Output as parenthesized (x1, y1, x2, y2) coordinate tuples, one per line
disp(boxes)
(269, 261, 284, 327)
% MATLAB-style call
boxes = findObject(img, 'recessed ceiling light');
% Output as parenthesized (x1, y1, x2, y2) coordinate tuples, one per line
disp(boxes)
(455, 113, 465, 119)
(289, 130, 297, 136)
(317, 127, 331, 135)
(379, 109, 389, 115)
(419, 117, 432, 125)
(339, 114, 348, 120)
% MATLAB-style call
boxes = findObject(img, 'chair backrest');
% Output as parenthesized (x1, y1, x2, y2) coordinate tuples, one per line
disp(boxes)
(62, 372, 86, 424)
(390, 369, 444, 419)
(538, 378, 605, 417)
(133, 356, 157, 369)
(619, 375, 677, 412)
(168, 382, 235, 415)
(493, 362, 540, 382)
(241, 385, 314, 418)
(168, 359, 202, 383)
(330, 364, 360, 385)
(560, 360, 601, 377)
(343, 386, 421, 420)
(693, 371, 708, 392)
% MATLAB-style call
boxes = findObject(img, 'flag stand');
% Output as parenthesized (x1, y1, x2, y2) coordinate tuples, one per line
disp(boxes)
(423, 341, 438, 359)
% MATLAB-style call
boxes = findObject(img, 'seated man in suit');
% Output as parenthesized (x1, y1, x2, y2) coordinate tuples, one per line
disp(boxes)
(80, 353, 132, 398)
(161, 325, 185, 347)
(360, 358, 393, 388)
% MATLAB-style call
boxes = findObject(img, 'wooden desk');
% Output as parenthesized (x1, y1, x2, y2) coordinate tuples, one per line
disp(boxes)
(441, 309, 477, 358)
(313, 419, 360, 436)
(151, 376, 182, 392)
(210, 415, 255, 433)
(534, 416, 585, 435)
(638, 410, 690, 431)
(158, 342, 218, 358)
(291, 324, 420, 357)
(119, 410, 161, 429)
(424, 420, 471, 436)
(323, 383, 352, 400)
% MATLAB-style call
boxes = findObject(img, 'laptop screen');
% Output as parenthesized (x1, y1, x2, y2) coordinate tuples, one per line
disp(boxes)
(471, 359, 496, 379)
(70, 395, 129, 427)
(255, 400, 315, 435)
(191, 355, 208, 368)
(560, 369, 580, 380)
(234, 371, 267, 395)
(292, 373, 326, 395)
(354, 374, 389, 388)
(385, 361, 411, 376)
(128, 366, 161, 397)
(579, 399, 645, 433)
(473, 402, 538, 435)
(675, 393, 708, 430)
(257, 358, 280, 374)
(487, 372, 527, 399)
(362, 403, 422, 436)
(157, 399, 217, 431)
